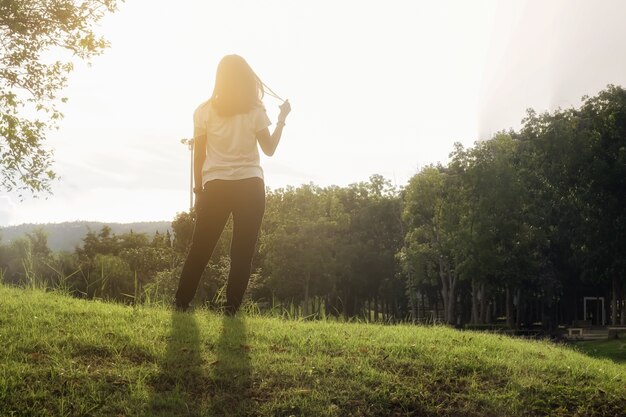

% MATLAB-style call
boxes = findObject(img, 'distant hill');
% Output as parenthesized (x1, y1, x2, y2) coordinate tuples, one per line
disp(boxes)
(0, 221, 172, 252)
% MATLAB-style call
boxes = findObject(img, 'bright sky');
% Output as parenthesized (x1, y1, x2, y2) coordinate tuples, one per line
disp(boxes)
(2, 0, 626, 226)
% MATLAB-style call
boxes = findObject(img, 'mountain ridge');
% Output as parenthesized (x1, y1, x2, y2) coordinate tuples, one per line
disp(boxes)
(0, 220, 172, 251)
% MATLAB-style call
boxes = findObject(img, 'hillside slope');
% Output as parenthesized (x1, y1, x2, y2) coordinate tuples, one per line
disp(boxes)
(0, 221, 171, 252)
(1, 285, 624, 417)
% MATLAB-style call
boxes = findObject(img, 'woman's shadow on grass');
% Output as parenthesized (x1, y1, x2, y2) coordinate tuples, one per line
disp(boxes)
(148, 311, 204, 417)
(210, 314, 254, 415)
(148, 311, 252, 416)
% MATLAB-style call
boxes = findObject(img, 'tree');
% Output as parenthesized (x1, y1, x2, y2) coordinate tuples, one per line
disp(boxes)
(171, 210, 195, 253)
(402, 165, 461, 325)
(339, 177, 403, 320)
(260, 185, 334, 316)
(1, 0, 121, 196)
(452, 135, 529, 326)
(577, 86, 626, 325)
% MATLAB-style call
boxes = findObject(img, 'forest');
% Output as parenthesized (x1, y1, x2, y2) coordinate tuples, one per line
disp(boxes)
(1, 85, 625, 332)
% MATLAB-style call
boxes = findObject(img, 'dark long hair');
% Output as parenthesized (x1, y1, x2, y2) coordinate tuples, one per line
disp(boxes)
(210, 55, 265, 117)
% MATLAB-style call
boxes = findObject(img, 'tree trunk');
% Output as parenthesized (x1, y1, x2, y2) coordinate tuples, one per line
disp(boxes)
(374, 296, 379, 322)
(515, 287, 523, 328)
(480, 282, 487, 324)
(612, 275, 619, 325)
(324, 296, 330, 318)
(410, 288, 417, 323)
(303, 272, 310, 317)
(486, 299, 493, 324)
(619, 282, 626, 326)
(471, 278, 479, 324)
(448, 272, 457, 326)
(393, 294, 399, 322)
(506, 286, 513, 327)
(382, 298, 389, 322)
(439, 259, 450, 324)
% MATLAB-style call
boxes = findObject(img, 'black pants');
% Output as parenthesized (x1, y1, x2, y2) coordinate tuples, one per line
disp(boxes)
(174, 177, 265, 311)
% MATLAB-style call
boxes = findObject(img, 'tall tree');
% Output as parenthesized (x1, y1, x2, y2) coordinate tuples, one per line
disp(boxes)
(575, 86, 626, 325)
(402, 165, 462, 325)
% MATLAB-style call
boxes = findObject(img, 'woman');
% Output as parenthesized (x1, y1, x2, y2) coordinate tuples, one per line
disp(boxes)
(174, 54, 291, 314)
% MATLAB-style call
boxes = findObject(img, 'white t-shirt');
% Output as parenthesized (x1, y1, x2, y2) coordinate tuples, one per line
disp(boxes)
(193, 100, 272, 184)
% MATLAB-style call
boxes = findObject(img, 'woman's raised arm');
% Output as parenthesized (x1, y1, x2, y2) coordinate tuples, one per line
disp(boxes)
(257, 100, 291, 157)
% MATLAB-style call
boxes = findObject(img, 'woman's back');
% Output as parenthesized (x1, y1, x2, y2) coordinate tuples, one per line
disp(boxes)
(194, 99, 271, 182)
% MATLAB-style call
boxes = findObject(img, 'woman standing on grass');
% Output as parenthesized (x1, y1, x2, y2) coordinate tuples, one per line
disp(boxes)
(174, 54, 291, 314)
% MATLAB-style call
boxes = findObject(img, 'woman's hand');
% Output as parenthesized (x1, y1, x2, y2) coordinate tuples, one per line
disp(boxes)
(278, 99, 291, 123)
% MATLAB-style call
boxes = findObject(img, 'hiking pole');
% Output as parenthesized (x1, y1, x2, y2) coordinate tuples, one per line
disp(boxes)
(180, 138, 194, 211)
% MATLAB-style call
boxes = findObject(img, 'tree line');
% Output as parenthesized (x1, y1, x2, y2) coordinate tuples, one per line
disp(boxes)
(1, 85, 624, 330)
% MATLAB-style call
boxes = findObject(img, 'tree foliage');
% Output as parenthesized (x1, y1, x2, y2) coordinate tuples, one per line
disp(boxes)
(0, 0, 120, 196)
(1, 85, 624, 328)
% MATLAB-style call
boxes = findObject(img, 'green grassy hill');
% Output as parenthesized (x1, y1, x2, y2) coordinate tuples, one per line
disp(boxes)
(1, 285, 624, 417)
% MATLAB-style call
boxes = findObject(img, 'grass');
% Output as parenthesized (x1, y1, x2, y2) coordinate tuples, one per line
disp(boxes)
(570, 338, 626, 364)
(1, 284, 625, 417)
